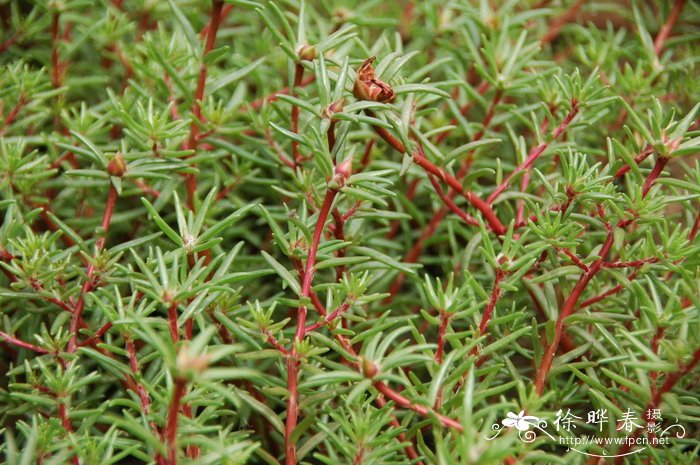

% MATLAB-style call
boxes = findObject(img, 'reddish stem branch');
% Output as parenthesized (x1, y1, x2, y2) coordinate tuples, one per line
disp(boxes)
(479, 269, 505, 335)
(0, 330, 50, 354)
(68, 184, 118, 352)
(649, 326, 666, 392)
(184, 0, 225, 210)
(614, 347, 700, 463)
(168, 302, 180, 343)
(689, 211, 700, 242)
(0, 95, 27, 135)
(488, 101, 579, 204)
(373, 381, 463, 431)
(434, 310, 451, 409)
(263, 329, 290, 356)
(285, 187, 339, 465)
(579, 270, 638, 309)
(641, 157, 668, 197)
(559, 248, 589, 272)
(368, 120, 505, 235)
(200, 4, 233, 38)
(535, 160, 666, 393)
(384, 90, 504, 299)
(57, 400, 80, 465)
(304, 300, 351, 333)
(427, 174, 478, 226)
(165, 377, 187, 465)
(435, 311, 449, 365)
(0, 35, 18, 54)
(124, 336, 162, 452)
(653, 0, 687, 56)
(534, 228, 615, 395)
(51, 11, 63, 89)
(306, 296, 427, 463)
(540, 0, 586, 46)
(77, 322, 113, 348)
(603, 257, 658, 268)
(413, 153, 505, 234)
(373, 393, 425, 464)
(614, 144, 653, 178)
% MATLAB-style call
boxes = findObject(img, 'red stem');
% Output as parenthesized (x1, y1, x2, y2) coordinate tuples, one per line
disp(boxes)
(488, 102, 579, 204)
(0, 95, 27, 134)
(653, 0, 687, 56)
(166, 378, 187, 465)
(302, 295, 426, 464)
(384, 90, 504, 299)
(367, 119, 505, 234)
(68, 184, 118, 352)
(603, 257, 658, 268)
(51, 11, 63, 89)
(560, 248, 589, 272)
(77, 322, 113, 347)
(185, 0, 225, 211)
(689, 211, 700, 242)
(0, 35, 18, 54)
(285, 188, 338, 465)
(305, 300, 351, 333)
(0, 330, 50, 354)
(614, 347, 700, 463)
(479, 269, 505, 334)
(427, 174, 478, 226)
(435, 311, 449, 365)
(413, 153, 505, 234)
(534, 228, 616, 395)
(534, 124, 668, 393)
(58, 401, 80, 465)
(168, 302, 180, 342)
(373, 381, 463, 431)
(373, 395, 424, 464)
(649, 326, 666, 392)
(264, 329, 290, 356)
(641, 157, 668, 197)
(540, 0, 586, 45)
(614, 144, 653, 178)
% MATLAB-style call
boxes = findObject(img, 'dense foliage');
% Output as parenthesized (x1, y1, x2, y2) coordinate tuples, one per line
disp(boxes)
(1, 1, 699, 464)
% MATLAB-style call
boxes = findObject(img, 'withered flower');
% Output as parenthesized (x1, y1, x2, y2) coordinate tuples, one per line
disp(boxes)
(353, 56, 395, 103)
(107, 152, 126, 177)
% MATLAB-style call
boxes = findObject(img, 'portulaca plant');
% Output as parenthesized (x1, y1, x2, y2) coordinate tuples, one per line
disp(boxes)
(0, 1, 698, 464)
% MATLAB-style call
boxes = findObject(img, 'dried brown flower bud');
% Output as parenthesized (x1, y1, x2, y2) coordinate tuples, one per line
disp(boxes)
(107, 152, 126, 177)
(297, 44, 316, 61)
(359, 356, 379, 378)
(323, 99, 345, 118)
(353, 56, 395, 103)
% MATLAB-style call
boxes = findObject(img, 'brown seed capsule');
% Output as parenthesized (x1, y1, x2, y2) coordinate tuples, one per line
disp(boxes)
(353, 56, 395, 103)
(107, 152, 126, 177)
